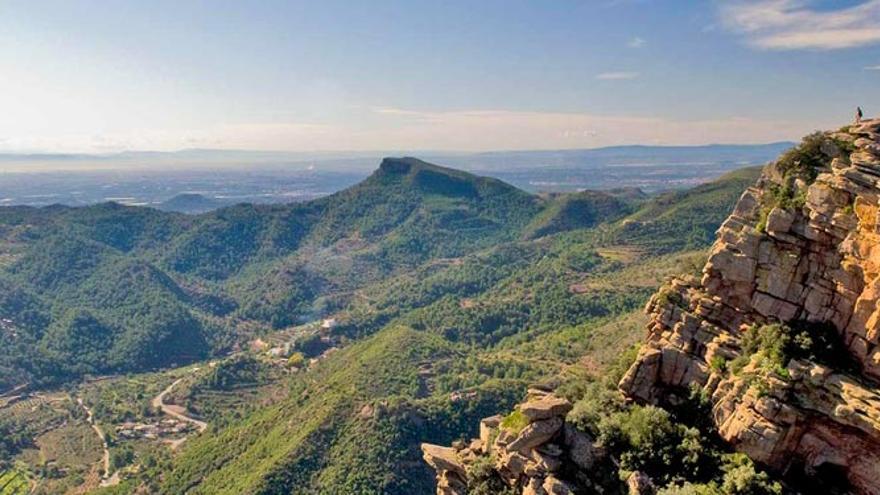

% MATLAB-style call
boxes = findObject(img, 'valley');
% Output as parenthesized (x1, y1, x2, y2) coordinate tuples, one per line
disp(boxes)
(0, 156, 760, 493)
(5, 1, 876, 492)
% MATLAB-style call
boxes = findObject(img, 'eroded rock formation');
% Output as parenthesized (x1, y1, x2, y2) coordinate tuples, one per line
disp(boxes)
(620, 119, 880, 494)
(421, 390, 587, 495)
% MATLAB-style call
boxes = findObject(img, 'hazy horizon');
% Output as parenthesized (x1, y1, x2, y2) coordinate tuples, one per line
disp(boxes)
(0, 141, 795, 173)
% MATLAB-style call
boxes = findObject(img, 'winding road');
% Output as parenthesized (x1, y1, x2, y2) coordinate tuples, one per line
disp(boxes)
(151, 378, 208, 445)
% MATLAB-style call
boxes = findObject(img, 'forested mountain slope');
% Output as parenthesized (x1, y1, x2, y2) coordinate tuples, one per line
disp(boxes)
(148, 166, 756, 494)
(0, 157, 762, 494)
(0, 158, 545, 390)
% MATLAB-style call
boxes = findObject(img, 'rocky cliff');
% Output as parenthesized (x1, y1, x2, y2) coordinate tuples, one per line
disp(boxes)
(621, 119, 880, 493)
(423, 120, 880, 494)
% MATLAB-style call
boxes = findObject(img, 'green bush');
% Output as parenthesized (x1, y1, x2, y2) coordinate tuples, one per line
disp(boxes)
(756, 132, 840, 232)
(597, 405, 711, 485)
(731, 321, 853, 378)
(500, 409, 529, 434)
(719, 454, 782, 495)
(467, 456, 517, 495)
(709, 355, 727, 374)
(658, 454, 782, 495)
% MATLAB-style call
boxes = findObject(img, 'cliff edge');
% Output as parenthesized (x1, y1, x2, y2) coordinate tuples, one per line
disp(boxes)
(423, 119, 880, 494)
(621, 119, 880, 493)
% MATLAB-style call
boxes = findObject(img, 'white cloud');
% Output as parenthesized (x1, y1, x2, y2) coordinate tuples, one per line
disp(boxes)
(866, 64, 880, 70)
(721, 0, 880, 50)
(628, 37, 646, 48)
(595, 71, 640, 80)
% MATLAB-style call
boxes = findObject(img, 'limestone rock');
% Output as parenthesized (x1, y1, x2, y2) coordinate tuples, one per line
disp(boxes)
(480, 414, 502, 450)
(423, 394, 590, 494)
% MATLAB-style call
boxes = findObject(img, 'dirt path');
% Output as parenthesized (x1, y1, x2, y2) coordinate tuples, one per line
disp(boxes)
(76, 397, 117, 486)
(151, 378, 208, 436)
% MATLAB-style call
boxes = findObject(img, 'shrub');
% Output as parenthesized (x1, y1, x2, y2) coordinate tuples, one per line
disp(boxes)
(719, 454, 782, 495)
(287, 352, 305, 369)
(775, 132, 831, 183)
(656, 286, 685, 309)
(468, 456, 517, 495)
(730, 324, 789, 377)
(500, 409, 529, 434)
(598, 405, 712, 484)
(732, 321, 854, 377)
(658, 454, 782, 495)
(569, 384, 626, 436)
(709, 355, 727, 374)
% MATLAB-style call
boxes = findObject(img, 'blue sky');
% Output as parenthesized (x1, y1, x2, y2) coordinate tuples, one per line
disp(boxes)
(0, 0, 879, 152)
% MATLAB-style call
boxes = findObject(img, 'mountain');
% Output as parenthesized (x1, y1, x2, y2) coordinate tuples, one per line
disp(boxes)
(423, 122, 880, 494)
(0, 143, 793, 172)
(522, 190, 634, 240)
(0, 153, 768, 494)
(0, 158, 544, 390)
(151, 165, 760, 495)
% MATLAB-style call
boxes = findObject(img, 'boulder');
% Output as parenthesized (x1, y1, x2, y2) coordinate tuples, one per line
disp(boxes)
(507, 417, 564, 453)
(765, 207, 794, 234)
(421, 443, 466, 478)
(519, 396, 573, 422)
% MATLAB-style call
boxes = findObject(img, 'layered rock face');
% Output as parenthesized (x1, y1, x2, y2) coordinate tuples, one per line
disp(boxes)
(620, 119, 880, 493)
(421, 390, 590, 495)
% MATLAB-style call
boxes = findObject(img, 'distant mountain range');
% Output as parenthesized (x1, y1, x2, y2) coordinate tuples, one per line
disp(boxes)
(0, 143, 794, 212)
(0, 143, 794, 173)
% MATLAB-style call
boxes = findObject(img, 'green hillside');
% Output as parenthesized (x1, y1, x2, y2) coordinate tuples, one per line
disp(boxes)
(522, 190, 633, 240)
(151, 165, 757, 494)
(0, 159, 763, 494)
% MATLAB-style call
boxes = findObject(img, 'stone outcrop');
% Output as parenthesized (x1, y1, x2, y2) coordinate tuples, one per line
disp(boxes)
(421, 390, 585, 495)
(620, 119, 880, 494)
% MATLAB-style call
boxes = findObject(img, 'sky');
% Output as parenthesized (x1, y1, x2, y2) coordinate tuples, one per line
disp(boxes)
(0, 0, 879, 153)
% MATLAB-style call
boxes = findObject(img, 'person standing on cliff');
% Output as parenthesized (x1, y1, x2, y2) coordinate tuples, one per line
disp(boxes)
(856, 106, 864, 123)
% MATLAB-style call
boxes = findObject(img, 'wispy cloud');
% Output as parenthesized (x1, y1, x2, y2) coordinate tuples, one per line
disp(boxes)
(0, 108, 827, 155)
(866, 65, 880, 70)
(721, 0, 880, 50)
(361, 107, 823, 150)
(628, 36, 646, 48)
(595, 71, 640, 80)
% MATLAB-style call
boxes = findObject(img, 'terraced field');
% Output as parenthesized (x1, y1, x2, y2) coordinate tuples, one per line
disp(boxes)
(0, 469, 29, 495)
